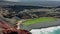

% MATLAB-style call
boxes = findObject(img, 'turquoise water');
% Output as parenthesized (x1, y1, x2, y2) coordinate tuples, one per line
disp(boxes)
(49, 29, 60, 34)
(30, 26, 60, 34)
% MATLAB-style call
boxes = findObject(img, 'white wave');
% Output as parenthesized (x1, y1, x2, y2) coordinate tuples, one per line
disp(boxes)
(30, 26, 60, 34)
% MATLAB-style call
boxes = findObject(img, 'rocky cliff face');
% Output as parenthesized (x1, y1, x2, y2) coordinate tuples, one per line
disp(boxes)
(0, 5, 60, 24)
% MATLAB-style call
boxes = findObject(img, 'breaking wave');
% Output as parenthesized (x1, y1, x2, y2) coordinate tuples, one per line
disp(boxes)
(30, 26, 60, 34)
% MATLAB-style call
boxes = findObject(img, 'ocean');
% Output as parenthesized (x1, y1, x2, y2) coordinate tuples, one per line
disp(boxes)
(30, 26, 60, 34)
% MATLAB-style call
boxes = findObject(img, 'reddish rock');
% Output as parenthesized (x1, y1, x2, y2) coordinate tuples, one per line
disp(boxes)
(3, 29, 31, 34)
(0, 20, 31, 34)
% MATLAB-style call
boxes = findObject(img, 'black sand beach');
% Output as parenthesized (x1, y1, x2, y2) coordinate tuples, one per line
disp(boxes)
(22, 19, 60, 31)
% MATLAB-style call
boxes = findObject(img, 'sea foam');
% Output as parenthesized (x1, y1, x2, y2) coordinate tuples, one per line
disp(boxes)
(30, 26, 60, 34)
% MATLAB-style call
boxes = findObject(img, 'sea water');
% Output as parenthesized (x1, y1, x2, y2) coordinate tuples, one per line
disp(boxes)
(30, 26, 60, 34)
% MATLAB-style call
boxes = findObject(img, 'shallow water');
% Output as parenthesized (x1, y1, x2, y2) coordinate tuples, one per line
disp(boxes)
(30, 26, 60, 34)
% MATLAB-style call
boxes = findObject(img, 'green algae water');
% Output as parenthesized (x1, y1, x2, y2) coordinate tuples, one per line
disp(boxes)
(30, 26, 60, 34)
(23, 17, 56, 26)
